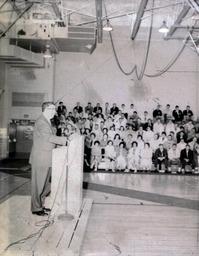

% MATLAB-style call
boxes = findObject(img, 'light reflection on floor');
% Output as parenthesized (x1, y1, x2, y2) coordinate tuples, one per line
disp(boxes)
(81, 173, 199, 256)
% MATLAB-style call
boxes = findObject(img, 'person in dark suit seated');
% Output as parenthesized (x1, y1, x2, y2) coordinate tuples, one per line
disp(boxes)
(85, 102, 93, 115)
(73, 102, 83, 114)
(183, 105, 193, 121)
(153, 105, 162, 121)
(176, 126, 187, 143)
(180, 144, 195, 173)
(93, 103, 103, 114)
(172, 105, 183, 123)
(143, 118, 153, 131)
(154, 144, 168, 172)
(110, 103, 119, 116)
(57, 101, 67, 117)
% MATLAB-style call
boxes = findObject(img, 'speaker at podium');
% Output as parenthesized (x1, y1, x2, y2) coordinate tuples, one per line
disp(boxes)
(48, 134, 84, 219)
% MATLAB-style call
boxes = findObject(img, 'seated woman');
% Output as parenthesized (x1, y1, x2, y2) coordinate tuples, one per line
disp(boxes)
(113, 133, 122, 148)
(127, 141, 140, 173)
(104, 116, 113, 130)
(104, 140, 116, 172)
(124, 134, 133, 150)
(90, 140, 102, 171)
(136, 134, 144, 151)
(119, 126, 126, 141)
(154, 144, 168, 172)
(100, 133, 109, 157)
(143, 126, 154, 143)
(140, 142, 153, 171)
(115, 142, 127, 171)
(108, 125, 116, 141)
(188, 136, 198, 151)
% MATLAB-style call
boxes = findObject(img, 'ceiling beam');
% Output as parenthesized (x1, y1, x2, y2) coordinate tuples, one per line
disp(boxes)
(186, 0, 199, 13)
(165, 36, 198, 40)
(131, 0, 148, 40)
(8, 0, 21, 16)
(165, 5, 191, 39)
(0, 0, 9, 11)
(95, 0, 102, 43)
(51, 3, 62, 20)
(0, 3, 33, 39)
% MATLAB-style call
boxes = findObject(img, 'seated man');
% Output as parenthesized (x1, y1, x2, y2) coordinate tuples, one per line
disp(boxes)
(57, 101, 67, 117)
(176, 126, 187, 143)
(183, 105, 193, 121)
(141, 111, 151, 125)
(154, 144, 168, 172)
(93, 103, 103, 114)
(172, 105, 183, 123)
(163, 104, 173, 123)
(110, 103, 119, 116)
(180, 144, 195, 173)
(85, 102, 93, 115)
(73, 102, 83, 114)
(168, 143, 181, 172)
(153, 105, 162, 121)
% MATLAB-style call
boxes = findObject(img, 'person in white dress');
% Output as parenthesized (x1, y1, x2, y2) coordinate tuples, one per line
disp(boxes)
(136, 135, 144, 151)
(140, 142, 153, 171)
(115, 142, 127, 170)
(153, 118, 164, 136)
(143, 126, 154, 142)
(127, 141, 140, 173)
(104, 140, 116, 171)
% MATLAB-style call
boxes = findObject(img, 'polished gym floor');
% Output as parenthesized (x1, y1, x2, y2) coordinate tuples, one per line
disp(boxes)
(0, 160, 198, 256)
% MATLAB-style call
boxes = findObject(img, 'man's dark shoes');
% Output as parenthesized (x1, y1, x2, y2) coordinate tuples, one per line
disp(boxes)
(32, 210, 48, 216)
(43, 207, 51, 212)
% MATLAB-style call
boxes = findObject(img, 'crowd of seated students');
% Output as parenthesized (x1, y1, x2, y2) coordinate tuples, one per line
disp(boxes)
(53, 101, 199, 174)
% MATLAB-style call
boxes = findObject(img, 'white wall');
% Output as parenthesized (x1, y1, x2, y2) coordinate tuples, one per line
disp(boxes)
(7, 58, 54, 120)
(3, 26, 199, 120)
(54, 28, 199, 118)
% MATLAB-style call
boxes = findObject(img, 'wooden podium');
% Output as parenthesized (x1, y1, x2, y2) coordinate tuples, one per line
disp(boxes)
(49, 134, 84, 218)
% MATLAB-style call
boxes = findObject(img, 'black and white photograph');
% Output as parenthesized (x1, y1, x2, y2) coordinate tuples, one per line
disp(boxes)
(0, 0, 199, 255)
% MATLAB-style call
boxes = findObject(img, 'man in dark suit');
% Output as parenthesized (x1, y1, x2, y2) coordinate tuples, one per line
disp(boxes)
(183, 105, 193, 121)
(93, 103, 103, 114)
(57, 101, 67, 117)
(176, 127, 187, 143)
(153, 105, 162, 120)
(110, 103, 119, 116)
(172, 105, 183, 123)
(29, 102, 68, 216)
(85, 102, 93, 115)
(154, 144, 168, 172)
(180, 144, 195, 173)
(73, 102, 83, 114)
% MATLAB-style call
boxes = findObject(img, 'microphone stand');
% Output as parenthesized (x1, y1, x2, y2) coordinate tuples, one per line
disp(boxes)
(58, 139, 74, 221)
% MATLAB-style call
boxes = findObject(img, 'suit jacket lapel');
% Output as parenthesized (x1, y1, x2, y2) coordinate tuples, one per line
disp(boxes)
(42, 115, 55, 134)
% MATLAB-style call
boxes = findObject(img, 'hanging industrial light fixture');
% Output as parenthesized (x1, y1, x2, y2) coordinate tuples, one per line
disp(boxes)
(158, 21, 169, 33)
(43, 44, 53, 58)
(103, 19, 113, 32)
